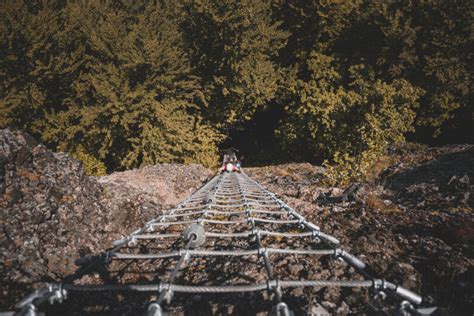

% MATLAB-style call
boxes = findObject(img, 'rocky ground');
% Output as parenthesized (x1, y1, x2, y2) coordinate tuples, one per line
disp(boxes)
(1, 128, 472, 314)
(98, 163, 213, 234)
(0, 129, 212, 311)
(246, 145, 473, 315)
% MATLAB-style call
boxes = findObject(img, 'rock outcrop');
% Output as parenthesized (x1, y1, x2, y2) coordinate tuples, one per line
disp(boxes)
(1, 129, 110, 307)
(98, 164, 213, 232)
(246, 145, 473, 315)
(1, 128, 472, 314)
(0, 129, 212, 309)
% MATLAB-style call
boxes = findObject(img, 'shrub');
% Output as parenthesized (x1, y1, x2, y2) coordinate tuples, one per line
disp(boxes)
(278, 55, 423, 185)
(71, 145, 107, 176)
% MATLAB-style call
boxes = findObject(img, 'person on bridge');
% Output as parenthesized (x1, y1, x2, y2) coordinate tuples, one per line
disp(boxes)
(219, 152, 241, 173)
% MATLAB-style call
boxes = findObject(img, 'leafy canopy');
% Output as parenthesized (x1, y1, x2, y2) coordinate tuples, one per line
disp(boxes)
(1, 0, 470, 179)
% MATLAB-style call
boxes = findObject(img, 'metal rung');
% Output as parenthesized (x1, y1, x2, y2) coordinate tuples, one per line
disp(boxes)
(19, 169, 423, 314)
(62, 279, 374, 293)
(112, 248, 334, 259)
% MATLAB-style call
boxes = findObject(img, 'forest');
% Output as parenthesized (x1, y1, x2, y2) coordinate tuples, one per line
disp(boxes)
(1, 0, 472, 183)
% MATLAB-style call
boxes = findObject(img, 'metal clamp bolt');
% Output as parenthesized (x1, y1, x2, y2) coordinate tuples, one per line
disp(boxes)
(128, 237, 137, 246)
(158, 283, 173, 305)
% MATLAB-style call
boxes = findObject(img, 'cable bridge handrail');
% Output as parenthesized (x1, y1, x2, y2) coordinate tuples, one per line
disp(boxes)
(13, 169, 424, 315)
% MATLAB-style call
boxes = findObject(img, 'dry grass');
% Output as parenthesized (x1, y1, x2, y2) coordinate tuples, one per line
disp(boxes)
(365, 155, 397, 182)
(275, 167, 291, 177)
(447, 206, 472, 214)
(365, 194, 400, 214)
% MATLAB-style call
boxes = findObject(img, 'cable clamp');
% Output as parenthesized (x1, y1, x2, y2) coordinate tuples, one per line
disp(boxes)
(251, 228, 260, 237)
(161, 283, 174, 304)
(311, 229, 320, 238)
(287, 209, 295, 220)
(334, 248, 346, 263)
(145, 222, 154, 232)
(145, 219, 155, 226)
(159, 282, 171, 293)
(267, 279, 283, 301)
(47, 284, 67, 305)
(178, 249, 190, 261)
(266, 279, 278, 291)
(372, 279, 388, 302)
(372, 279, 386, 290)
(298, 219, 306, 229)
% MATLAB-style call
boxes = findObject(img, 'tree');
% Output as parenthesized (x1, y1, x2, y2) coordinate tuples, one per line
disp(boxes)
(182, 0, 288, 129)
(335, 0, 473, 137)
(277, 53, 422, 184)
(1, 0, 470, 175)
(273, 0, 359, 67)
(0, 1, 221, 172)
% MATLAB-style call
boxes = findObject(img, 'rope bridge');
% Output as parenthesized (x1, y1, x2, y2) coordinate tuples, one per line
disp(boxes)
(13, 171, 425, 315)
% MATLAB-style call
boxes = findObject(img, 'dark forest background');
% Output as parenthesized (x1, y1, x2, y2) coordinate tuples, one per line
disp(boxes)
(1, 0, 472, 183)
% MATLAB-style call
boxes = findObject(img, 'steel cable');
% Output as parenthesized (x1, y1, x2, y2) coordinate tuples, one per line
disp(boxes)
(20, 169, 423, 313)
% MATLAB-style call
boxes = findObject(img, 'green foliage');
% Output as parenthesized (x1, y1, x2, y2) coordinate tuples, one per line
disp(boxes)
(181, 0, 288, 128)
(278, 54, 422, 184)
(335, 0, 473, 136)
(274, 0, 359, 65)
(71, 145, 107, 176)
(0, 0, 221, 170)
(0, 0, 470, 176)
(0, 1, 64, 133)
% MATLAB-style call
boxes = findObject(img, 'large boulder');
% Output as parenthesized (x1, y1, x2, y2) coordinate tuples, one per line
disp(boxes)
(98, 164, 213, 233)
(0, 129, 213, 309)
(0, 129, 113, 307)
